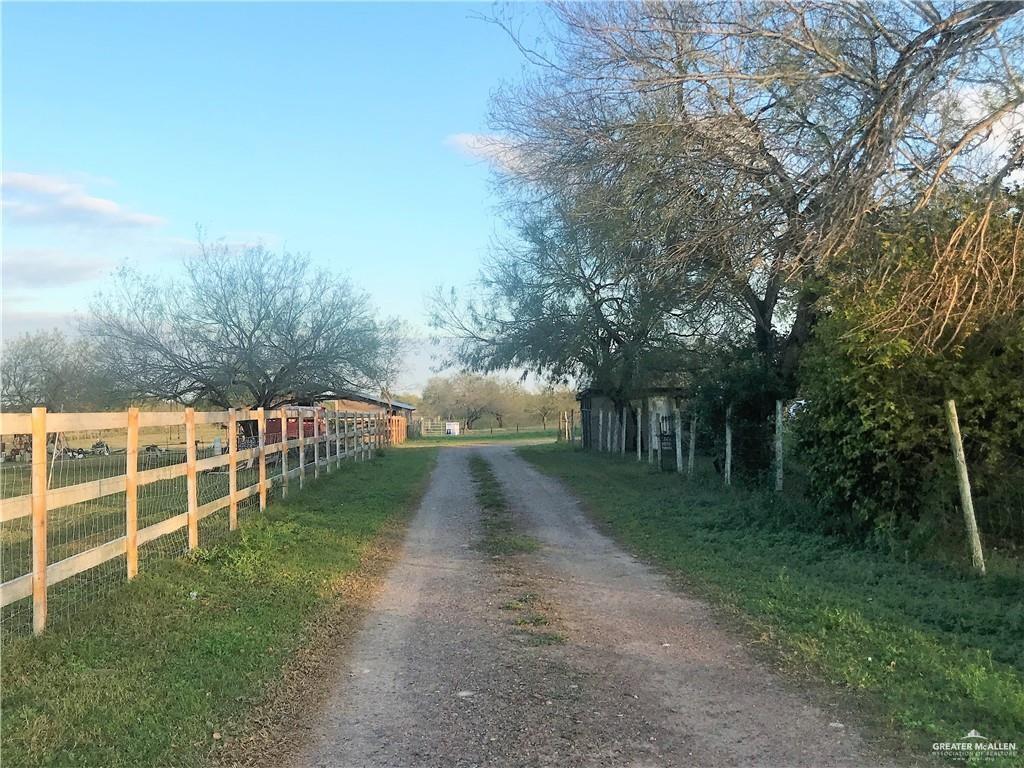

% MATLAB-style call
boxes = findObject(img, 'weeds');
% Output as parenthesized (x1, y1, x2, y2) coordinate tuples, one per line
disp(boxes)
(469, 455, 539, 555)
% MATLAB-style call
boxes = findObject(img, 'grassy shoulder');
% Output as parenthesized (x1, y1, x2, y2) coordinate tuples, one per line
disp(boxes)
(518, 444, 1024, 760)
(1, 447, 438, 768)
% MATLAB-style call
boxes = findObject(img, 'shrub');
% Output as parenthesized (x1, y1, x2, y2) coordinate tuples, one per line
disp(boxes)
(795, 315, 1024, 550)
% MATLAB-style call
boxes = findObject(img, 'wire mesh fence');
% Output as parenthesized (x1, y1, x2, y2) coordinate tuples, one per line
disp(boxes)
(0, 405, 394, 637)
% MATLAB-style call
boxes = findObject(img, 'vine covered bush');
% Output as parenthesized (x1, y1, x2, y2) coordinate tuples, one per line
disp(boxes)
(795, 316, 1024, 550)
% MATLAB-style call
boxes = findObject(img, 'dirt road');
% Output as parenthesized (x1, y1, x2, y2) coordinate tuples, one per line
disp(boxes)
(295, 445, 892, 767)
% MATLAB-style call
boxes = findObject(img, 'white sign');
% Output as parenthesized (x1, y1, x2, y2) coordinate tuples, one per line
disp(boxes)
(445, 422, 460, 436)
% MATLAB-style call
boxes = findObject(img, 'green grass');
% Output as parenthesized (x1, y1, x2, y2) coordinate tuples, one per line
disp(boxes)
(411, 427, 559, 445)
(468, 455, 539, 555)
(519, 444, 1024, 761)
(0, 447, 437, 768)
(2, 448, 259, 583)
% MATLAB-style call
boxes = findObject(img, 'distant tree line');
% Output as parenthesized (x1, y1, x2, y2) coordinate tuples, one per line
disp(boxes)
(402, 373, 576, 431)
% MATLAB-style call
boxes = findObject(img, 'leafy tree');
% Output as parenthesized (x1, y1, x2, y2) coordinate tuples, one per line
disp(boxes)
(432, 196, 719, 405)
(421, 373, 512, 429)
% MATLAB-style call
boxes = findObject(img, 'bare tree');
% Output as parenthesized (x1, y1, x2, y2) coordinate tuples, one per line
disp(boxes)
(85, 242, 400, 410)
(842, 189, 1024, 351)
(529, 385, 576, 430)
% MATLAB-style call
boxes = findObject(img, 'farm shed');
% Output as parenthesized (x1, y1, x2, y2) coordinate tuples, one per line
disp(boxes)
(334, 392, 417, 420)
(333, 392, 416, 443)
(577, 386, 689, 457)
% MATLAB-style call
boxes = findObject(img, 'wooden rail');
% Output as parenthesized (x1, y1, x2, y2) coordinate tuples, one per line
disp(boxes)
(0, 405, 393, 631)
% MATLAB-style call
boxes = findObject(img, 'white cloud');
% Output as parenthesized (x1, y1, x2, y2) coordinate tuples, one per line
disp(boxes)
(1, 172, 164, 229)
(0, 306, 77, 341)
(445, 132, 527, 174)
(1, 248, 114, 288)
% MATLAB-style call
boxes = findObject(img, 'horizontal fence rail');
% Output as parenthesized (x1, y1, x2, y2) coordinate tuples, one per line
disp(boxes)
(0, 403, 407, 635)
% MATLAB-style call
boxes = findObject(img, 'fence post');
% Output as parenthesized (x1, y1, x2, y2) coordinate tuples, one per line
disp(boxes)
(598, 409, 604, 452)
(619, 409, 626, 454)
(341, 413, 348, 461)
(656, 410, 662, 467)
(257, 407, 267, 511)
(674, 407, 683, 474)
(313, 410, 320, 480)
(724, 404, 732, 487)
(775, 400, 784, 492)
(335, 402, 343, 464)
(688, 413, 697, 477)
(648, 404, 656, 465)
(31, 406, 48, 635)
(279, 408, 289, 499)
(298, 412, 306, 489)
(647, 402, 655, 464)
(945, 399, 986, 576)
(570, 409, 575, 445)
(635, 404, 642, 461)
(228, 408, 238, 530)
(324, 407, 332, 474)
(125, 406, 140, 580)
(185, 407, 199, 549)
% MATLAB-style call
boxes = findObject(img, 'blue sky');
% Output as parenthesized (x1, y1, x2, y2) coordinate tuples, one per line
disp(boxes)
(2, 1, 534, 375)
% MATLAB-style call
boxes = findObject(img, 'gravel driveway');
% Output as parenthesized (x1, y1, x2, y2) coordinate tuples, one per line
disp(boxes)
(294, 445, 894, 768)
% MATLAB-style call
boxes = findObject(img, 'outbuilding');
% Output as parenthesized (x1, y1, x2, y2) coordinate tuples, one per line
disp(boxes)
(577, 385, 690, 467)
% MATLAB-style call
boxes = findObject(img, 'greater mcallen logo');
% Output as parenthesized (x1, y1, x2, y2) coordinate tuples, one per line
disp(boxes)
(933, 729, 1018, 761)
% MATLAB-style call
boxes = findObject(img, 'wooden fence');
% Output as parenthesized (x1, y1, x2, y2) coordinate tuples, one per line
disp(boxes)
(0, 403, 397, 635)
